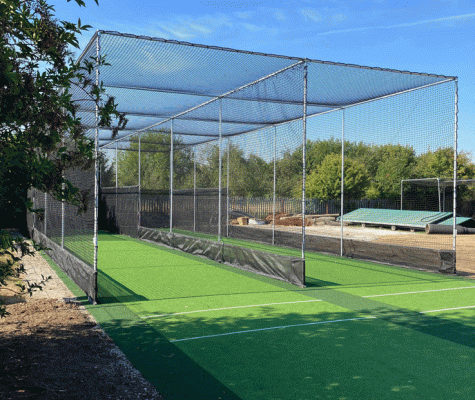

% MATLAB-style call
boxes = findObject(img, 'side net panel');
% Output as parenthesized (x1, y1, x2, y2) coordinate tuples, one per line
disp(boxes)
(192, 141, 223, 237)
(63, 167, 95, 265)
(45, 193, 62, 246)
(457, 180, 475, 221)
(34, 190, 46, 234)
(337, 81, 456, 272)
(27, 165, 96, 301)
(99, 139, 140, 237)
(226, 64, 305, 249)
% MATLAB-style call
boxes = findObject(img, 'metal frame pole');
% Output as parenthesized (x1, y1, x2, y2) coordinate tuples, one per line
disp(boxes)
(193, 147, 196, 232)
(340, 109, 345, 258)
(437, 178, 441, 212)
(33, 191, 36, 231)
(170, 120, 174, 233)
(44, 192, 47, 235)
(301, 62, 308, 261)
(93, 32, 100, 302)
(218, 99, 223, 241)
(273, 126, 277, 246)
(115, 143, 118, 213)
(453, 80, 459, 254)
(400, 180, 403, 210)
(61, 181, 65, 248)
(226, 137, 230, 237)
(138, 133, 141, 229)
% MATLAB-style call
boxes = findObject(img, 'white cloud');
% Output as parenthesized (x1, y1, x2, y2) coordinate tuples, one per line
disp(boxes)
(153, 14, 233, 40)
(188, 22, 213, 35)
(319, 13, 475, 35)
(301, 8, 323, 22)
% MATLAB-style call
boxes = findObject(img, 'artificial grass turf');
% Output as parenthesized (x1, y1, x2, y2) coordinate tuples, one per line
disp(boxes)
(41, 250, 242, 400)
(43, 234, 475, 399)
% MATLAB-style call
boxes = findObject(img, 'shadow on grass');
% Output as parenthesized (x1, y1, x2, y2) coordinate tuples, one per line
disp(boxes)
(92, 301, 475, 400)
(91, 303, 243, 400)
(304, 286, 475, 349)
(97, 269, 148, 304)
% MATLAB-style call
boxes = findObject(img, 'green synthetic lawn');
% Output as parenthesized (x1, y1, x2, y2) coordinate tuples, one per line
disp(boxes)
(45, 232, 475, 399)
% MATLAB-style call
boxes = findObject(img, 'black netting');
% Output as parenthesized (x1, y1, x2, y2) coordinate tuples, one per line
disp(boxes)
(100, 187, 139, 238)
(73, 30, 460, 291)
(63, 167, 95, 265)
(26, 166, 96, 301)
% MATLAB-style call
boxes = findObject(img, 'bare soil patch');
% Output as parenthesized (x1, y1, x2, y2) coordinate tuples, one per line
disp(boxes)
(0, 250, 163, 400)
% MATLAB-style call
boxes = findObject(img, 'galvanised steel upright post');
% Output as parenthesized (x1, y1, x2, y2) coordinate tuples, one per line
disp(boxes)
(226, 137, 230, 238)
(301, 62, 308, 262)
(32, 191, 36, 232)
(218, 98, 223, 241)
(437, 178, 441, 212)
(61, 180, 65, 248)
(44, 192, 47, 236)
(400, 180, 403, 210)
(170, 119, 174, 234)
(93, 32, 100, 302)
(340, 109, 345, 258)
(115, 143, 118, 215)
(138, 132, 141, 232)
(273, 126, 277, 246)
(193, 147, 196, 232)
(453, 79, 458, 257)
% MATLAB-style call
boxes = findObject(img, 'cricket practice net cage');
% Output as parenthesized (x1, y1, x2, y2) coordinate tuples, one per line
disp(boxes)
(27, 30, 459, 302)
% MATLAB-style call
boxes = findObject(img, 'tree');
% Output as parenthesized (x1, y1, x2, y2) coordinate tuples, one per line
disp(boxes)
(0, 0, 125, 316)
(275, 147, 303, 197)
(414, 148, 475, 180)
(306, 153, 370, 200)
(116, 131, 193, 190)
(194, 143, 272, 197)
(367, 144, 416, 199)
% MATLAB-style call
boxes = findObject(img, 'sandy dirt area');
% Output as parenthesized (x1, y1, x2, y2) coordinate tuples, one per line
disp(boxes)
(0, 250, 163, 400)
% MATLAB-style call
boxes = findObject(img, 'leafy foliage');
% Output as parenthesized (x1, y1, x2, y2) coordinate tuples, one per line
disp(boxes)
(0, 0, 126, 316)
(116, 131, 193, 190)
(115, 132, 475, 205)
(306, 153, 370, 200)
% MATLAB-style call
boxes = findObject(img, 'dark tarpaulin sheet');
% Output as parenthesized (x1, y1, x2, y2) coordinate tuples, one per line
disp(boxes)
(138, 226, 174, 247)
(222, 244, 304, 287)
(31, 228, 97, 302)
(305, 232, 455, 274)
(173, 233, 223, 263)
(138, 226, 305, 287)
(229, 225, 455, 274)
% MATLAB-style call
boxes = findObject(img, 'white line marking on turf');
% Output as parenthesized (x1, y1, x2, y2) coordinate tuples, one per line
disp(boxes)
(421, 305, 475, 314)
(141, 299, 323, 319)
(363, 286, 475, 298)
(170, 316, 376, 343)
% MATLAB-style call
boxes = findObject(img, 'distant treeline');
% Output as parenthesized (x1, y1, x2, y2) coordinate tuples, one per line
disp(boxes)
(102, 133, 475, 201)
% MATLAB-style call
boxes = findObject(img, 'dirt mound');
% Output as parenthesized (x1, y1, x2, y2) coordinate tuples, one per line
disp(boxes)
(265, 213, 312, 227)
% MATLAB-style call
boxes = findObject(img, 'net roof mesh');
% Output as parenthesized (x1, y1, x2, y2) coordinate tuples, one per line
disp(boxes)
(74, 31, 455, 149)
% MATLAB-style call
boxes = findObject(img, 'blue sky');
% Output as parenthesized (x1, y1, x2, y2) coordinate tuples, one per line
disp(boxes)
(52, 0, 474, 158)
